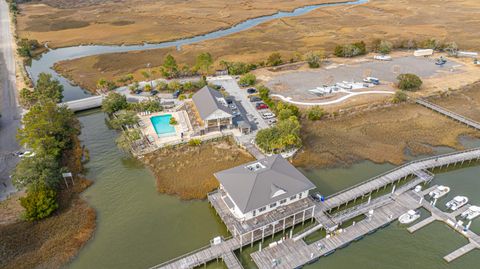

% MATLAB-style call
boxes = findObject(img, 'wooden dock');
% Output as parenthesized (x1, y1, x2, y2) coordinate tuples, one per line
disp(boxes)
(444, 242, 477, 262)
(150, 147, 480, 269)
(416, 99, 480, 130)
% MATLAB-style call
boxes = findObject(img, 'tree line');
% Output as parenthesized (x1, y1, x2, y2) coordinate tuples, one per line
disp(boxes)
(14, 73, 82, 221)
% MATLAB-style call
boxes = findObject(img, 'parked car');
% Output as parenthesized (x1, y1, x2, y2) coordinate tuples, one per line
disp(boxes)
(250, 96, 262, 102)
(310, 193, 323, 202)
(150, 90, 159, 96)
(262, 112, 275, 119)
(135, 89, 143, 95)
(229, 104, 237, 110)
(225, 97, 234, 104)
(363, 77, 380, 85)
(267, 118, 277, 125)
(247, 88, 257, 94)
(256, 103, 268, 110)
(232, 110, 241, 116)
(173, 90, 182, 99)
(17, 151, 35, 158)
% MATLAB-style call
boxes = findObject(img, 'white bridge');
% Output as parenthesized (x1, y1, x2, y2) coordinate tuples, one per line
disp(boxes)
(59, 95, 105, 112)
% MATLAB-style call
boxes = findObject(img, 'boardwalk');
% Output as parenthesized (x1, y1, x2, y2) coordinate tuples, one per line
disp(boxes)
(151, 147, 480, 269)
(60, 95, 104, 112)
(416, 99, 480, 130)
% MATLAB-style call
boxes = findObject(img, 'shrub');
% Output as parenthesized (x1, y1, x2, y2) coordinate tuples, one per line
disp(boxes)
(20, 186, 59, 221)
(144, 84, 152, 92)
(169, 117, 178, 125)
(238, 73, 256, 86)
(307, 106, 326, 121)
(189, 139, 202, 146)
(178, 94, 186, 101)
(255, 116, 301, 153)
(397, 74, 423, 91)
(305, 51, 324, 68)
(392, 91, 408, 103)
(267, 53, 283, 66)
(378, 40, 393, 54)
(334, 41, 367, 57)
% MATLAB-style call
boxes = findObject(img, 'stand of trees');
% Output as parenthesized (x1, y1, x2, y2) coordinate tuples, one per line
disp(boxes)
(13, 73, 82, 221)
(396, 73, 423, 91)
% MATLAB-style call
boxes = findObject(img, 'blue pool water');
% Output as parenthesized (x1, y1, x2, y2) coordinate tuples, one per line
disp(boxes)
(150, 114, 176, 136)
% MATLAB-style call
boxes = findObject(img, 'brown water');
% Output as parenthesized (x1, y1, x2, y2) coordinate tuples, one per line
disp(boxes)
(69, 111, 480, 269)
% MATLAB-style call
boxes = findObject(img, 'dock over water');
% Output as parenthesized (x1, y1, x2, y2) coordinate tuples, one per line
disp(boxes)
(416, 99, 480, 130)
(150, 147, 480, 269)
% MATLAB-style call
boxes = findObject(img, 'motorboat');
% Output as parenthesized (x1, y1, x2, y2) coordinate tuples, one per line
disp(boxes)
(398, 210, 421, 224)
(461, 205, 480, 220)
(428, 185, 451, 199)
(446, 196, 469, 211)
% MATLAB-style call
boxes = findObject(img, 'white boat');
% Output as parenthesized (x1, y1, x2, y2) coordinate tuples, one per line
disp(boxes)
(398, 210, 421, 224)
(428, 185, 451, 199)
(461, 205, 480, 220)
(446, 196, 469, 211)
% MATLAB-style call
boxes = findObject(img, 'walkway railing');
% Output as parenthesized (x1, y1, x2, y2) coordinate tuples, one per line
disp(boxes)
(416, 99, 480, 130)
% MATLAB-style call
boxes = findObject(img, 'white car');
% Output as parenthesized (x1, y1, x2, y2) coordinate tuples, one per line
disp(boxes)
(373, 55, 392, 61)
(262, 112, 275, 119)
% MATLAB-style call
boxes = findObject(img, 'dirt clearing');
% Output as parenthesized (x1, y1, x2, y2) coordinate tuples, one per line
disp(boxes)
(142, 138, 254, 200)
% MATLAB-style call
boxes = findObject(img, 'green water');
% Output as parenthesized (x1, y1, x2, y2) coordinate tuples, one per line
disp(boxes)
(70, 111, 480, 269)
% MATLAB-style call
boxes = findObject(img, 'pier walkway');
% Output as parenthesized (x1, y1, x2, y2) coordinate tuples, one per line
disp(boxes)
(60, 95, 105, 112)
(416, 99, 480, 130)
(150, 147, 480, 269)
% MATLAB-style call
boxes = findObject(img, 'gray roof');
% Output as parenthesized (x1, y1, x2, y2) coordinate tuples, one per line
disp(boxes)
(192, 86, 233, 120)
(214, 155, 316, 214)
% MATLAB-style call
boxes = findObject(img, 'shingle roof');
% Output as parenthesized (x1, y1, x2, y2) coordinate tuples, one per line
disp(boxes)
(214, 155, 316, 214)
(192, 86, 233, 120)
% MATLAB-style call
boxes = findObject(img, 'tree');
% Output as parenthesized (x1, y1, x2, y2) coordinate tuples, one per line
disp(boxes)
(392, 90, 408, 103)
(305, 51, 324, 68)
(334, 41, 367, 57)
(278, 108, 294, 121)
(19, 88, 37, 107)
(189, 139, 202, 146)
(444, 42, 458, 56)
(255, 116, 301, 153)
(169, 117, 178, 125)
(12, 154, 62, 190)
(20, 186, 58, 221)
(102, 92, 128, 114)
(168, 81, 182, 91)
(162, 54, 179, 77)
(238, 73, 256, 86)
(378, 40, 393, 54)
(17, 38, 40, 58)
(156, 81, 168, 91)
(307, 106, 326, 121)
(267, 53, 283, 66)
(97, 78, 116, 92)
(115, 129, 141, 150)
(397, 73, 423, 91)
(20, 73, 64, 107)
(109, 111, 139, 129)
(144, 84, 152, 92)
(195, 52, 213, 75)
(17, 101, 80, 157)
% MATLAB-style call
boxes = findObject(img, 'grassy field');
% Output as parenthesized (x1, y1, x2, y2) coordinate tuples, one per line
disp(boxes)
(293, 101, 480, 169)
(16, 0, 343, 48)
(141, 138, 254, 200)
(52, 0, 480, 91)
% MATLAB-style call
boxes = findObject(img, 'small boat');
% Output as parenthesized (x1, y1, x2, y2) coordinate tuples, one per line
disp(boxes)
(398, 210, 421, 224)
(428, 185, 451, 199)
(461, 205, 480, 220)
(446, 196, 469, 211)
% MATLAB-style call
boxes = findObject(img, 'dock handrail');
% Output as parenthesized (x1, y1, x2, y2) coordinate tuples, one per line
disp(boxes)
(325, 147, 480, 200)
(416, 99, 480, 128)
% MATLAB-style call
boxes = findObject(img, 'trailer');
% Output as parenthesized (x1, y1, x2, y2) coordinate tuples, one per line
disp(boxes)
(414, 49, 434, 57)
(457, 51, 478, 58)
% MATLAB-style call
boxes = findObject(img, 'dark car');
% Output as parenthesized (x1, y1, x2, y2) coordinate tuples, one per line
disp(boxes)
(249, 96, 262, 102)
(135, 89, 143, 95)
(256, 103, 268, 110)
(150, 90, 159, 96)
(173, 90, 182, 99)
(247, 88, 257, 94)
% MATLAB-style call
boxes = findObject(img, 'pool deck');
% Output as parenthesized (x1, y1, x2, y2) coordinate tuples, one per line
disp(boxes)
(139, 111, 193, 146)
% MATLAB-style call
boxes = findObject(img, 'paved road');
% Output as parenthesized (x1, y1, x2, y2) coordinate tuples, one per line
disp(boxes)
(0, 0, 20, 201)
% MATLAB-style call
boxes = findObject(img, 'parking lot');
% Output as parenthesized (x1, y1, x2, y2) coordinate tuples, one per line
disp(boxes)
(208, 76, 270, 131)
(264, 55, 463, 101)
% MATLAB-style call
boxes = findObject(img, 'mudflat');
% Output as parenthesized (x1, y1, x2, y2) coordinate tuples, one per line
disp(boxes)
(16, 0, 344, 48)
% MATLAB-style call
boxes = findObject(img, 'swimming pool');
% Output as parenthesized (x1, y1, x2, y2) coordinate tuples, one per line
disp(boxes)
(150, 114, 176, 136)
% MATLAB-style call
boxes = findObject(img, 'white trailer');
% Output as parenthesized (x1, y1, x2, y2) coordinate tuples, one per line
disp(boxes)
(457, 51, 478, 58)
(414, 49, 434, 57)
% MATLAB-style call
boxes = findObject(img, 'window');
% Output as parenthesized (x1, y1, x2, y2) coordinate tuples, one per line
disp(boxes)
(280, 199, 287, 204)
(258, 207, 266, 212)
(269, 202, 277, 208)
(298, 192, 303, 199)
(290, 195, 297, 201)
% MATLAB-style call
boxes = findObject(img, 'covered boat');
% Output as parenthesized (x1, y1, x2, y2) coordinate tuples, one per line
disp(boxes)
(428, 185, 451, 199)
(446, 196, 469, 211)
(398, 210, 420, 224)
(461, 205, 480, 220)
